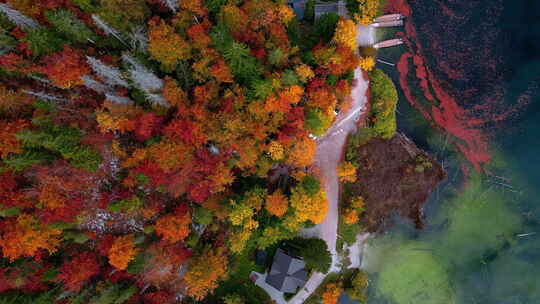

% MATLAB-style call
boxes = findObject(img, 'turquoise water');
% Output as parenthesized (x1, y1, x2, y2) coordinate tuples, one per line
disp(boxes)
(362, 0, 540, 303)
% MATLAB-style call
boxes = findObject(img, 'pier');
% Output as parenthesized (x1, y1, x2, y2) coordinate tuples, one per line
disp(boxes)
(373, 38, 404, 49)
(374, 14, 404, 22)
(372, 20, 404, 27)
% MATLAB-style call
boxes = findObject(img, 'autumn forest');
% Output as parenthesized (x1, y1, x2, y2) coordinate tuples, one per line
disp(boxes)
(0, 0, 395, 303)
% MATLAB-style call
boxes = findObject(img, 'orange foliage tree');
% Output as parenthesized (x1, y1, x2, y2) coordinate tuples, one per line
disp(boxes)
(287, 136, 316, 168)
(265, 190, 289, 217)
(337, 161, 358, 183)
(154, 204, 192, 243)
(41, 46, 90, 89)
(322, 282, 343, 304)
(0, 214, 62, 261)
(343, 208, 359, 225)
(333, 18, 357, 50)
(0, 86, 33, 116)
(183, 247, 228, 300)
(107, 234, 138, 270)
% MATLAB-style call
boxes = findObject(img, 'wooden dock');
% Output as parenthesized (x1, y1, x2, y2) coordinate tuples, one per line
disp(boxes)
(373, 38, 404, 49)
(374, 14, 404, 22)
(372, 20, 404, 27)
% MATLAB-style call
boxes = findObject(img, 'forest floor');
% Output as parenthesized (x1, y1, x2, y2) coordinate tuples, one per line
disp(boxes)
(347, 134, 446, 232)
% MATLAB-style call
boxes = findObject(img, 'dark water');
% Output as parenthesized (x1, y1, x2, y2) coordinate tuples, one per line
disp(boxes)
(363, 0, 540, 303)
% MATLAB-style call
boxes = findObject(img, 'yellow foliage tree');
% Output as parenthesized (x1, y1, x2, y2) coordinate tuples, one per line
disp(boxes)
(277, 4, 295, 23)
(108, 234, 138, 270)
(183, 247, 228, 300)
(350, 0, 380, 25)
(228, 202, 258, 229)
(359, 56, 375, 71)
(287, 136, 317, 168)
(265, 190, 289, 217)
(95, 111, 131, 134)
(281, 214, 303, 233)
(267, 141, 285, 161)
(295, 64, 315, 83)
(337, 161, 357, 183)
(350, 196, 366, 211)
(148, 18, 192, 70)
(219, 5, 248, 33)
(290, 187, 328, 224)
(228, 229, 252, 254)
(333, 18, 357, 50)
(0, 214, 62, 261)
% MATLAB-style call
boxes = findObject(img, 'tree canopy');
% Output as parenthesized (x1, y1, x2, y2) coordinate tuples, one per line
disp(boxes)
(0, 0, 360, 302)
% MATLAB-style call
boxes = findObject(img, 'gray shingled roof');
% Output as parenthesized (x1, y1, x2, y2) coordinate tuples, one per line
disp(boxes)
(265, 248, 308, 293)
(314, 1, 348, 19)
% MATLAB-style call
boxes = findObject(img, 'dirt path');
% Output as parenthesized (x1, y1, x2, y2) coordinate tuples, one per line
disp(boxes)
(289, 50, 370, 304)
(346, 233, 371, 269)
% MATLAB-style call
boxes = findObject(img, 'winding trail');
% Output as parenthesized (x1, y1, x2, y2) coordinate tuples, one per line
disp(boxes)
(288, 27, 372, 304)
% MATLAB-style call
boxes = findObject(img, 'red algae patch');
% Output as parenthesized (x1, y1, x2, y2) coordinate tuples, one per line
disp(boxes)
(385, 0, 491, 171)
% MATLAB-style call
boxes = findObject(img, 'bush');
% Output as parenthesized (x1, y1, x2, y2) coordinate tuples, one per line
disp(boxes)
(300, 175, 321, 196)
(0, 28, 16, 54)
(3, 150, 54, 172)
(45, 9, 97, 43)
(305, 107, 331, 137)
(345, 128, 376, 166)
(345, 270, 369, 301)
(22, 28, 66, 57)
(16, 124, 102, 171)
(369, 68, 398, 139)
(0, 290, 58, 304)
(338, 214, 361, 245)
(313, 13, 340, 43)
(96, 0, 150, 33)
(284, 237, 332, 273)
(304, 0, 316, 23)
(193, 207, 214, 225)
(70, 0, 97, 12)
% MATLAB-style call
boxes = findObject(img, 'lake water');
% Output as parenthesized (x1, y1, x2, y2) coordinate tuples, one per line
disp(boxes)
(359, 0, 540, 303)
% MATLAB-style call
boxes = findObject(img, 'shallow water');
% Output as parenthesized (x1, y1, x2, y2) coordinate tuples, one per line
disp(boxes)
(363, 0, 540, 303)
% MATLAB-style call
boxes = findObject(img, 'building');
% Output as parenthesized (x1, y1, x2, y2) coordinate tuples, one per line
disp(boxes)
(288, 0, 306, 20)
(314, 0, 348, 19)
(265, 248, 308, 293)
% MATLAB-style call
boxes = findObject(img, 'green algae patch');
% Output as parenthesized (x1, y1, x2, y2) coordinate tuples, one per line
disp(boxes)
(368, 239, 456, 304)
(431, 173, 523, 267)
